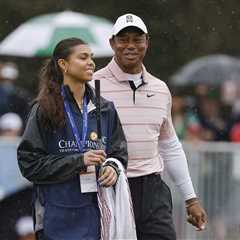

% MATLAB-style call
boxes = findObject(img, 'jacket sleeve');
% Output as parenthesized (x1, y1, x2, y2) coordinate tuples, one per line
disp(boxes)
(17, 104, 85, 184)
(107, 102, 128, 169)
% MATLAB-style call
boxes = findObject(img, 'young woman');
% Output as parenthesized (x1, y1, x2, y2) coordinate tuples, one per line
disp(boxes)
(17, 38, 128, 240)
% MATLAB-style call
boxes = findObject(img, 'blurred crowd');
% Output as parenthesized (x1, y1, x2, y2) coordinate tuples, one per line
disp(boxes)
(0, 61, 34, 240)
(172, 82, 240, 143)
(0, 61, 32, 138)
(1, 60, 240, 143)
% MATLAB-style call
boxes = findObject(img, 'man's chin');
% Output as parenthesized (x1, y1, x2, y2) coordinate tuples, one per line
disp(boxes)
(124, 61, 139, 69)
(124, 58, 138, 63)
(122, 57, 138, 64)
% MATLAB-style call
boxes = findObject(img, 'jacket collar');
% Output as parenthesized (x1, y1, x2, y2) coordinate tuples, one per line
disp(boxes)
(107, 58, 148, 84)
(63, 83, 93, 104)
(62, 83, 109, 113)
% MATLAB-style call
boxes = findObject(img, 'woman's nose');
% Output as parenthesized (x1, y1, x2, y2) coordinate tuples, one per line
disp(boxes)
(89, 59, 95, 68)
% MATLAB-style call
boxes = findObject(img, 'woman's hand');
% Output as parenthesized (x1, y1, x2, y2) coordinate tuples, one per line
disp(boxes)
(98, 166, 118, 187)
(83, 150, 106, 166)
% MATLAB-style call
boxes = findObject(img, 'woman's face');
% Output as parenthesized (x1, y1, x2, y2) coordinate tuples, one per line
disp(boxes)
(62, 44, 95, 82)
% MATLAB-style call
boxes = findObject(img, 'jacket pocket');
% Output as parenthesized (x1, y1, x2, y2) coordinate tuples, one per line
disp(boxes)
(44, 203, 100, 240)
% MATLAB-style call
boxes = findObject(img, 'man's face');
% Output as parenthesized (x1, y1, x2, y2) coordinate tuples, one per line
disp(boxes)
(110, 27, 148, 73)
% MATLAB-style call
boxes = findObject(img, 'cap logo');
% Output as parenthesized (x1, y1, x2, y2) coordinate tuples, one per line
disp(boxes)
(126, 15, 133, 23)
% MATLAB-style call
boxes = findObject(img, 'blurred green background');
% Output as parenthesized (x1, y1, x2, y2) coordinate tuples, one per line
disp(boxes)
(0, 0, 239, 94)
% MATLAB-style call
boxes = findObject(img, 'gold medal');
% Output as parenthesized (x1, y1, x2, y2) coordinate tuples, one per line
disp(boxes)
(90, 131, 98, 141)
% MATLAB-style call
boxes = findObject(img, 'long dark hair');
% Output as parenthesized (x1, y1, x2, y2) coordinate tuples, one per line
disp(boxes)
(36, 37, 86, 129)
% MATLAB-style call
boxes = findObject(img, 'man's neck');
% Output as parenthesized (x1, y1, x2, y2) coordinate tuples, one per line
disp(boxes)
(114, 57, 142, 74)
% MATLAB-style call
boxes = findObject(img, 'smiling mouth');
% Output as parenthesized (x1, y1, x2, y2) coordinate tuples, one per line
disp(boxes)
(124, 54, 138, 59)
(125, 52, 137, 56)
(86, 69, 94, 73)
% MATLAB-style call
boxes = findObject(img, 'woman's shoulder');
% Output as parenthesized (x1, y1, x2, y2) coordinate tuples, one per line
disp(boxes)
(26, 102, 46, 125)
(100, 96, 116, 113)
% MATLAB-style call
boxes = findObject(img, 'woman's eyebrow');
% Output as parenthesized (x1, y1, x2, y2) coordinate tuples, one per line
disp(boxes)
(77, 52, 93, 57)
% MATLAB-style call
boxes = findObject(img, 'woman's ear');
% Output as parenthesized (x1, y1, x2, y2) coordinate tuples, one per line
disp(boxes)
(57, 59, 68, 73)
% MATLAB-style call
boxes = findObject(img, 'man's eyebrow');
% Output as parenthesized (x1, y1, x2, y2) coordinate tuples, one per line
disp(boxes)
(117, 33, 128, 37)
(118, 32, 144, 37)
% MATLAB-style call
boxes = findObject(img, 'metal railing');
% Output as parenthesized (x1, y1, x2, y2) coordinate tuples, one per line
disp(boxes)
(164, 141, 240, 240)
(0, 137, 30, 200)
(0, 138, 240, 239)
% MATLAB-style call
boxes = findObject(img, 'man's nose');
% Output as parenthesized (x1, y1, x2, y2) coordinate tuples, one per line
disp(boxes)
(126, 40, 136, 49)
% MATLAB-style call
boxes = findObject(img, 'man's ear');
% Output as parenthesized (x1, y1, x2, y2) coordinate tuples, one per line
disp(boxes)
(109, 37, 115, 51)
(145, 34, 149, 49)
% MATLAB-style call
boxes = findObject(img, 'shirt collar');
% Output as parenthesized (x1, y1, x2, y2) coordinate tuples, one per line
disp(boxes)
(107, 58, 148, 84)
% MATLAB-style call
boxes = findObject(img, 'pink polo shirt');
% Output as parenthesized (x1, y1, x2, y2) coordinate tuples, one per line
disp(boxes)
(93, 59, 177, 177)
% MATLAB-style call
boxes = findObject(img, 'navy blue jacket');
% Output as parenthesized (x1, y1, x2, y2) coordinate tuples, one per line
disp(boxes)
(17, 84, 128, 240)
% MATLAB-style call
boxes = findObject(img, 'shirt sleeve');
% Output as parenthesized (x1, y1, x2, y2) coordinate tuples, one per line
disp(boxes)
(158, 86, 196, 200)
(17, 104, 85, 184)
(159, 136, 196, 200)
(159, 87, 177, 140)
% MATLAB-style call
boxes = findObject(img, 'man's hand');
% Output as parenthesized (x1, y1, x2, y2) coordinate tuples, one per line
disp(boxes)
(186, 198, 208, 231)
(98, 166, 118, 187)
(83, 150, 106, 166)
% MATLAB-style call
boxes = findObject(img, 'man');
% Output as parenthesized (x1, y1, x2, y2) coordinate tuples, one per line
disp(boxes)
(93, 13, 207, 240)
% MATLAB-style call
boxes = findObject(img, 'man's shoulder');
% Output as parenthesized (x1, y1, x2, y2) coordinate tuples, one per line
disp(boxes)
(93, 66, 112, 80)
(145, 71, 169, 92)
(92, 65, 120, 91)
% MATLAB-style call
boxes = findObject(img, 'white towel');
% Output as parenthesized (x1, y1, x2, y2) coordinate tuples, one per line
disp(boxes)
(98, 158, 137, 240)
